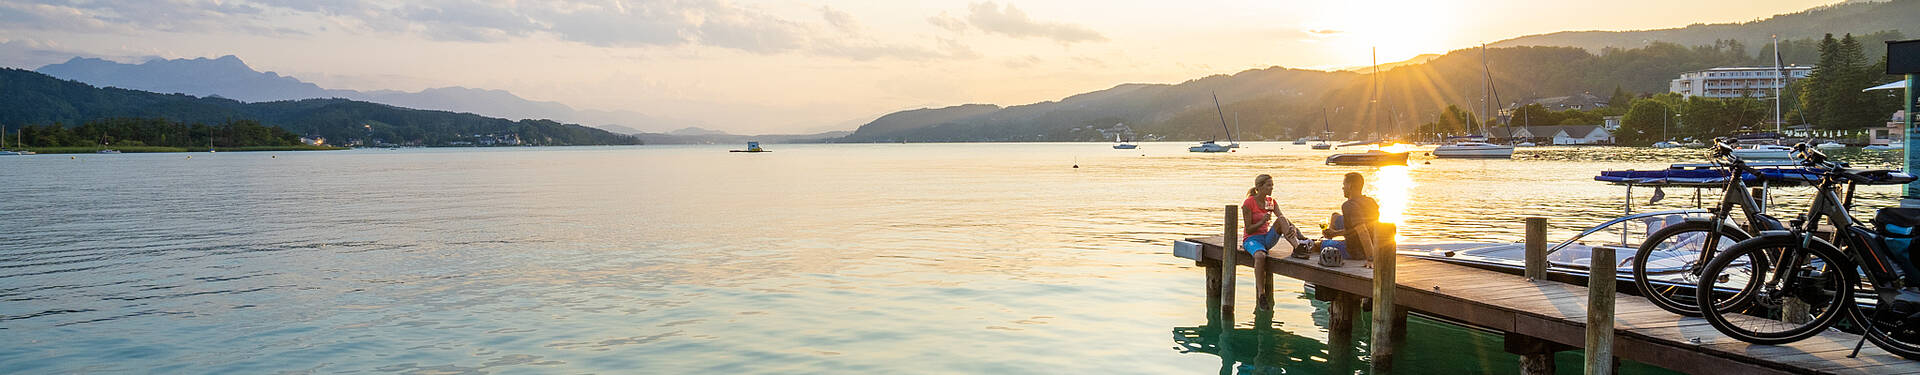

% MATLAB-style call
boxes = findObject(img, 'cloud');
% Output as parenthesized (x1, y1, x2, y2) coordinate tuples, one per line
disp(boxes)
(963, 2, 1106, 44)
(821, 6, 858, 33)
(0, 0, 968, 61)
(1303, 29, 1344, 37)
(926, 12, 967, 33)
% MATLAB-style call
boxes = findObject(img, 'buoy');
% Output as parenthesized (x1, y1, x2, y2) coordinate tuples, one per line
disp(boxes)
(71, 156, 76, 159)
(1072, 164, 1079, 168)
(271, 155, 276, 158)
(187, 156, 192, 159)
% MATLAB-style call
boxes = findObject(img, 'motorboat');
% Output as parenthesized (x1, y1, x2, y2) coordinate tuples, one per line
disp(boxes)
(1652, 141, 1681, 149)
(1815, 141, 1846, 149)
(1112, 134, 1137, 149)
(97, 149, 121, 154)
(1514, 142, 1538, 147)
(0, 150, 21, 156)
(1188, 140, 1231, 153)
(1403, 162, 1825, 298)
(1729, 144, 1794, 160)
(1866, 142, 1905, 151)
(1324, 150, 1408, 166)
(1292, 138, 1309, 145)
(1432, 141, 1515, 158)
(729, 141, 770, 153)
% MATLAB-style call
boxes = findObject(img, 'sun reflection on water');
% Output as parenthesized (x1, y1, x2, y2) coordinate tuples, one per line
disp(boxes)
(1371, 163, 1415, 242)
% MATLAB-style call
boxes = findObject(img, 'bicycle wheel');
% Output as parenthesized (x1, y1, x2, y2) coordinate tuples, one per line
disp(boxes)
(1633, 221, 1759, 316)
(1858, 291, 1920, 360)
(1696, 235, 1855, 345)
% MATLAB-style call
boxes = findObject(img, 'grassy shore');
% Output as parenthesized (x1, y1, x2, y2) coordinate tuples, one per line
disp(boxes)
(16, 145, 349, 154)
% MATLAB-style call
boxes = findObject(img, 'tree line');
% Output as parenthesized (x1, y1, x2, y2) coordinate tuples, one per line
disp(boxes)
(11, 117, 302, 148)
(0, 68, 641, 147)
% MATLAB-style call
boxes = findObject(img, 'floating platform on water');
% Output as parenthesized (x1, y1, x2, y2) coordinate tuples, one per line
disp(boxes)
(1174, 235, 1920, 374)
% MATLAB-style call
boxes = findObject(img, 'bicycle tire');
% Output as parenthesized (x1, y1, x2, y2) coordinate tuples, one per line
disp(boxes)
(1695, 235, 1855, 345)
(1632, 220, 1759, 316)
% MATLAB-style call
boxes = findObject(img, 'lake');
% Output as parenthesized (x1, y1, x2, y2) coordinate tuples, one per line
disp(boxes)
(0, 143, 1905, 373)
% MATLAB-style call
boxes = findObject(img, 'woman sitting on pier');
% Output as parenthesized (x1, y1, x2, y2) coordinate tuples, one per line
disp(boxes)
(1243, 174, 1309, 308)
(1242, 174, 1306, 258)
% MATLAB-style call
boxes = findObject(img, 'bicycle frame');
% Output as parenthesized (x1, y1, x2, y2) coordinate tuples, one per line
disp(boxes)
(1691, 157, 1785, 272)
(1781, 176, 1906, 301)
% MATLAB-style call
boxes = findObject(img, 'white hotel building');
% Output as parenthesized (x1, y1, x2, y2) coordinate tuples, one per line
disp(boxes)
(1668, 66, 1812, 98)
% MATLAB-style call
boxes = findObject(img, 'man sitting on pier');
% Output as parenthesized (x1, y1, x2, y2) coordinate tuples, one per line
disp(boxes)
(1322, 172, 1380, 267)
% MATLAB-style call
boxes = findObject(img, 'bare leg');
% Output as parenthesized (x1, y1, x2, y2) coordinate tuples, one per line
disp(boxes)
(1253, 250, 1272, 310)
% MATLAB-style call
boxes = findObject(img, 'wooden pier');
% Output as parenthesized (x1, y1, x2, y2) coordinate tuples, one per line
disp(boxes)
(1174, 210, 1920, 374)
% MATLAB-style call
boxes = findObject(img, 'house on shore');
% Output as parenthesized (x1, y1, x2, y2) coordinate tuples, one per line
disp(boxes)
(1501, 125, 1613, 145)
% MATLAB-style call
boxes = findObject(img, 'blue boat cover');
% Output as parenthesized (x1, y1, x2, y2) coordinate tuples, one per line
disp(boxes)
(1595, 167, 1823, 186)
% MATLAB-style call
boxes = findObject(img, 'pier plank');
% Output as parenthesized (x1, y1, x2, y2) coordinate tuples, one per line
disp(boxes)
(1179, 236, 1920, 374)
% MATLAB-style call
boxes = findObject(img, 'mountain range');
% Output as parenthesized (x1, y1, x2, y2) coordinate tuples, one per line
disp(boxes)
(34, 56, 697, 134)
(20, 0, 1916, 144)
(0, 68, 638, 146)
(1491, 0, 1914, 54)
(841, 0, 1917, 143)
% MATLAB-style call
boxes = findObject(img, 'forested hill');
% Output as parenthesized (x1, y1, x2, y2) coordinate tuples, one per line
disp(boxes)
(1490, 0, 1917, 56)
(0, 68, 639, 146)
(841, 67, 1357, 142)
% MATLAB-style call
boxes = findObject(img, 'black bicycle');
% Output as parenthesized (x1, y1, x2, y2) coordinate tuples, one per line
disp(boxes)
(1695, 143, 1920, 359)
(1632, 138, 1786, 316)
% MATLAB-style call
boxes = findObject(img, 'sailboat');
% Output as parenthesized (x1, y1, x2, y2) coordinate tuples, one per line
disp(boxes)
(1434, 45, 1516, 159)
(1112, 132, 1137, 149)
(0, 125, 20, 156)
(1311, 107, 1333, 150)
(1188, 93, 1239, 153)
(1730, 36, 1797, 160)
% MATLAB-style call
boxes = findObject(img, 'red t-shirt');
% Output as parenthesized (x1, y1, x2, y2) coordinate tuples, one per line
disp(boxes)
(1242, 195, 1276, 240)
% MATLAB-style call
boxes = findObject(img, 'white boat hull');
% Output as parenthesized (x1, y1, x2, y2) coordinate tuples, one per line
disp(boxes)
(1432, 144, 1514, 158)
(1730, 149, 1794, 160)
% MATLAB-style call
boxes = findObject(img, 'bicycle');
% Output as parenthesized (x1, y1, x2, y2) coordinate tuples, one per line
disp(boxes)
(1632, 138, 1791, 316)
(1695, 143, 1920, 359)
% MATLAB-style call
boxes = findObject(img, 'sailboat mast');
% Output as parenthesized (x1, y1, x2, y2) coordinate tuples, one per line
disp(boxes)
(1212, 93, 1231, 143)
(1773, 35, 1783, 134)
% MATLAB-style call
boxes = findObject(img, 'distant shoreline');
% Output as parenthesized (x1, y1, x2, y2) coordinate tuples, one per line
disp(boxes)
(15, 145, 350, 154)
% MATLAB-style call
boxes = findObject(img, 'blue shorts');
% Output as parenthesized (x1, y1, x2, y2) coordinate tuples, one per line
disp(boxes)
(1243, 232, 1343, 256)
(1242, 231, 1281, 256)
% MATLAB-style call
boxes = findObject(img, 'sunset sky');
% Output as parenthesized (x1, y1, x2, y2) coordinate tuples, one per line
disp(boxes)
(0, 0, 1844, 134)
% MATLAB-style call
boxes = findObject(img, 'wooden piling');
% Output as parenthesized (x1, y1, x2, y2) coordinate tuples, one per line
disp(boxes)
(1525, 217, 1547, 281)
(1368, 222, 1400, 374)
(1587, 245, 1616, 375)
(1325, 289, 1358, 371)
(1220, 205, 1238, 316)
(1504, 333, 1567, 375)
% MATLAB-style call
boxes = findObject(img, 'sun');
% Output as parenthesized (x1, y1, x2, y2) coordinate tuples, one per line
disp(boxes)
(1303, 0, 1460, 67)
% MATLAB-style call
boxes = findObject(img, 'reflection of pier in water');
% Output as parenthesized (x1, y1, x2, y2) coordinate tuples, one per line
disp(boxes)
(1173, 306, 1348, 374)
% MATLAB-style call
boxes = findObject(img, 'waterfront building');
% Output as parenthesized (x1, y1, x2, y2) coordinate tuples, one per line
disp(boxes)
(1669, 66, 1812, 98)
(1501, 125, 1613, 145)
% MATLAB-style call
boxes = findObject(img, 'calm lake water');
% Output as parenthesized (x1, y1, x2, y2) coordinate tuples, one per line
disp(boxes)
(0, 143, 1906, 374)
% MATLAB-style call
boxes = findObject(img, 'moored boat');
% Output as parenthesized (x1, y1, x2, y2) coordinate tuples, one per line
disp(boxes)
(1729, 144, 1793, 160)
(1324, 150, 1408, 166)
(1188, 140, 1230, 153)
(1432, 139, 1515, 158)
(730, 141, 770, 153)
